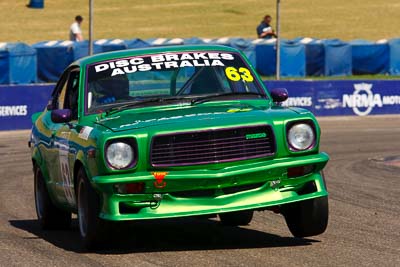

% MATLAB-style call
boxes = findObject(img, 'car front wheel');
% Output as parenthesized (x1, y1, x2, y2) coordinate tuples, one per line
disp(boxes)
(34, 165, 71, 230)
(282, 196, 329, 237)
(77, 168, 109, 249)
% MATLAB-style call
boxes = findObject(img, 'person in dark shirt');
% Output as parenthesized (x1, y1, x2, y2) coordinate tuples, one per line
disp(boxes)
(256, 15, 277, 39)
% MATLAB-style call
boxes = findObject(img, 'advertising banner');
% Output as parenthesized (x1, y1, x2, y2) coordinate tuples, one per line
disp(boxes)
(0, 84, 53, 130)
(0, 80, 399, 131)
(264, 80, 400, 116)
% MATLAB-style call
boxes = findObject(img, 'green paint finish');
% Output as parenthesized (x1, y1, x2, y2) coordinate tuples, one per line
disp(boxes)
(30, 45, 329, 221)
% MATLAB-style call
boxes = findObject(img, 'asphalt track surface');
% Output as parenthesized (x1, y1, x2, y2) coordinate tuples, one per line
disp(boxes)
(0, 115, 399, 267)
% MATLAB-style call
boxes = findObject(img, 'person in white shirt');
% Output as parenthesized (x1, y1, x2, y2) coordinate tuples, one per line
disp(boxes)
(70, 15, 84, 42)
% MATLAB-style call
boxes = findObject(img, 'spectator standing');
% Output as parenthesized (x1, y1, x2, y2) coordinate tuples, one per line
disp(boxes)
(256, 15, 277, 39)
(70, 15, 84, 42)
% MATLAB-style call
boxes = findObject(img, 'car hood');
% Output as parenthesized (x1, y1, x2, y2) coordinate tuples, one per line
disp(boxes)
(94, 103, 299, 132)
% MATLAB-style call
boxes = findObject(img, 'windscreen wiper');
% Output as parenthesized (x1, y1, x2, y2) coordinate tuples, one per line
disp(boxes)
(191, 92, 266, 105)
(105, 96, 192, 116)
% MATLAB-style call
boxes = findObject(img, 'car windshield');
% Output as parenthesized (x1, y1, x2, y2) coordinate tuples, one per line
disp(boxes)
(85, 51, 267, 114)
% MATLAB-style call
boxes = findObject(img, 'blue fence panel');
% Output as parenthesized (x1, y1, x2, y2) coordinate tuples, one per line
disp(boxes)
(255, 43, 276, 76)
(350, 40, 389, 74)
(389, 38, 400, 75)
(146, 38, 184, 46)
(281, 41, 305, 77)
(323, 39, 352, 76)
(217, 38, 257, 67)
(292, 38, 325, 76)
(33, 41, 74, 82)
(94, 39, 127, 53)
(255, 40, 305, 77)
(183, 37, 206, 45)
(0, 43, 37, 84)
(0, 49, 9, 84)
(72, 41, 102, 60)
(0, 84, 54, 130)
(125, 38, 151, 49)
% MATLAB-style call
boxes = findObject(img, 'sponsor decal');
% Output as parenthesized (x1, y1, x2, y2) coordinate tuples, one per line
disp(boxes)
(93, 52, 235, 77)
(245, 132, 267, 140)
(226, 108, 252, 113)
(152, 172, 168, 189)
(78, 126, 93, 140)
(0, 105, 28, 117)
(343, 83, 400, 116)
(225, 67, 254, 82)
(57, 132, 75, 205)
(282, 97, 312, 107)
(315, 98, 341, 110)
(269, 179, 281, 190)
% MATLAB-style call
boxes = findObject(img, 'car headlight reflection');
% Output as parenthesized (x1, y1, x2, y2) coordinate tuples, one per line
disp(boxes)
(106, 142, 134, 169)
(287, 123, 315, 151)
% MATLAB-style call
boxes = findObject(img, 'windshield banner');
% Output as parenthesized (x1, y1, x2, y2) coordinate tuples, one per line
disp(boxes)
(91, 52, 235, 77)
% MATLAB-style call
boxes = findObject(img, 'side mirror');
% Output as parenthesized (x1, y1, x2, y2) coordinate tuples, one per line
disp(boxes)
(46, 101, 55, 110)
(270, 88, 289, 103)
(51, 109, 72, 123)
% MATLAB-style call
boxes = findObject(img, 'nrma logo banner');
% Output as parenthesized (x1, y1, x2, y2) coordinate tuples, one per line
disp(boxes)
(264, 80, 400, 116)
(342, 83, 400, 116)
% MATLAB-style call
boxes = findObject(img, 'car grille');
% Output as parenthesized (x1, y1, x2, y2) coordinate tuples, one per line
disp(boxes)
(150, 125, 275, 167)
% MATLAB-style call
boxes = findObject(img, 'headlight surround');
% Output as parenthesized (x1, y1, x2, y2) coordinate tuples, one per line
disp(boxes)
(287, 122, 316, 151)
(105, 139, 137, 169)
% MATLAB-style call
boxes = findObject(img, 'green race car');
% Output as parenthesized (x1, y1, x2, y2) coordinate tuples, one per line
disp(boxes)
(30, 45, 329, 248)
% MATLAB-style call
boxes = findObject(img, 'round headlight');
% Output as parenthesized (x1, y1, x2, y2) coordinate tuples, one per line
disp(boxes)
(106, 142, 134, 169)
(288, 123, 315, 151)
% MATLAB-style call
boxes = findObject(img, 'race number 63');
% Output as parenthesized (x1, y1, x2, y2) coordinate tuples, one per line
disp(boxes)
(225, 67, 254, 82)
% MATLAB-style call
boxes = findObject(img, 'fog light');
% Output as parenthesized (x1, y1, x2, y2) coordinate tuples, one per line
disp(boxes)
(287, 165, 315, 178)
(115, 182, 145, 194)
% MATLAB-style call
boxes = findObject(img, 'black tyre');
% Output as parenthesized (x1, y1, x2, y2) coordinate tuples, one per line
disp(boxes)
(282, 196, 329, 237)
(76, 168, 109, 249)
(219, 210, 254, 226)
(34, 165, 71, 230)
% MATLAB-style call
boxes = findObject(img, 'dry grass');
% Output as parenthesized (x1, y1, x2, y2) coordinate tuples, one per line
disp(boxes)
(1, 0, 399, 44)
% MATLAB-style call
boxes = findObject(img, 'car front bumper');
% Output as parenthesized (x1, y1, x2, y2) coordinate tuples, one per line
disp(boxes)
(92, 152, 329, 221)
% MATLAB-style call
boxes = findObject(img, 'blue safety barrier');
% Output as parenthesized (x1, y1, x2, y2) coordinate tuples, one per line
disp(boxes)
(146, 38, 185, 46)
(323, 39, 352, 76)
(33, 41, 75, 82)
(255, 39, 306, 77)
(293, 38, 325, 76)
(3, 37, 400, 85)
(389, 38, 400, 75)
(125, 38, 151, 49)
(0, 42, 37, 84)
(94, 39, 127, 53)
(350, 40, 389, 74)
(33, 40, 104, 82)
(183, 37, 207, 45)
(213, 38, 257, 66)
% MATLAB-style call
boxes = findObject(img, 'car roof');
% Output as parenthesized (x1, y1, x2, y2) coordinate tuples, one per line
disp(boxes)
(73, 45, 241, 67)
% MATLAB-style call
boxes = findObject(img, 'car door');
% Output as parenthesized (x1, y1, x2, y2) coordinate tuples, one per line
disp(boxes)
(40, 69, 70, 205)
(47, 68, 80, 208)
